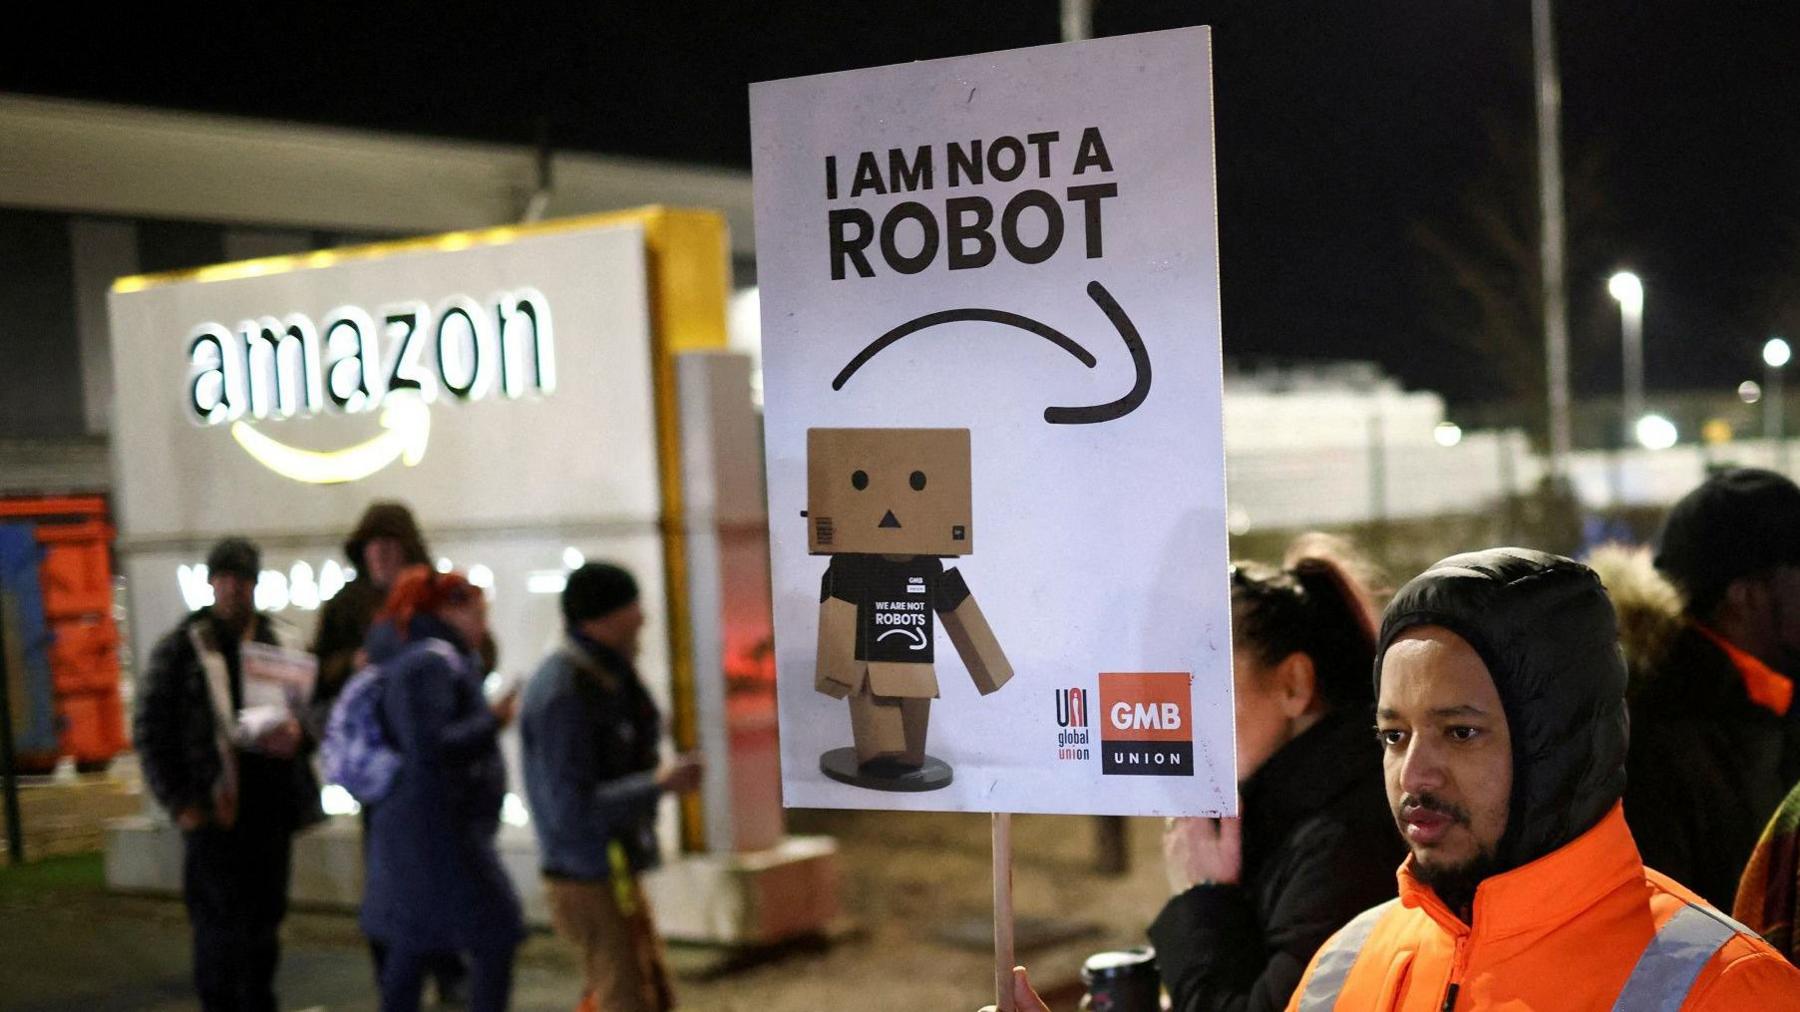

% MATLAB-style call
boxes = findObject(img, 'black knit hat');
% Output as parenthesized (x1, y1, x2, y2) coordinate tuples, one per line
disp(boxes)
(562, 563, 640, 627)
(206, 537, 262, 581)
(1654, 468, 1800, 614)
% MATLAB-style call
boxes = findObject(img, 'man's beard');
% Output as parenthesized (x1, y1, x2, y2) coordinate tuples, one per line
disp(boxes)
(1399, 792, 1501, 918)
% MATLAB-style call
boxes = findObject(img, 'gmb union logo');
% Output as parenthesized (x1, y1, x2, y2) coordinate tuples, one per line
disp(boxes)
(1098, 672, 1194, 776)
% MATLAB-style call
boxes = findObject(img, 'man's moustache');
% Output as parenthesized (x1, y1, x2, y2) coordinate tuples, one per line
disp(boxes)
(1400, 793, 1470, 825)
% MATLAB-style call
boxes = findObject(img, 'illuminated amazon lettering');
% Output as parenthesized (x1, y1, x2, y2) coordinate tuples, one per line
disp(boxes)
(434, 295, 492, 400)
(187, 323, 245, 424)
(244, 314, 324, 419)
(184, 288, 555, 426)
(497, 289, 557, 397)
(382, 300, 435, 401)
(323, 305, 379, 412)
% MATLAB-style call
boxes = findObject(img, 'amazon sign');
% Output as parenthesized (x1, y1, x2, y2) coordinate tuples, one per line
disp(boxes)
(185, 289, 554, 426)
(107, 214, 720, 720)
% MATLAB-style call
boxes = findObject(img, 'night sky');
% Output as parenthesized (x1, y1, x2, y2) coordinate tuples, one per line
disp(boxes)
(7, 2, 1799, 413)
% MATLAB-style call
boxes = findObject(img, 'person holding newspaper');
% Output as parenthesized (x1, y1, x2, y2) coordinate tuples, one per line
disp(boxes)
(134, 536, 322, 1012)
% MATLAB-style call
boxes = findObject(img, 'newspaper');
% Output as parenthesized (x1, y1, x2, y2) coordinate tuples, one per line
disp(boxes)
(237, 642, 318, 746)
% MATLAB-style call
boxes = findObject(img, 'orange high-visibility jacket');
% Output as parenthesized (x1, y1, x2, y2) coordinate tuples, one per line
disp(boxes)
(1285, 804, 1800, 1010)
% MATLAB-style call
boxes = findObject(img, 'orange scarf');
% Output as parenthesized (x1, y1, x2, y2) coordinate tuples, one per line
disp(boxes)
(1694, 624, 1794, 716)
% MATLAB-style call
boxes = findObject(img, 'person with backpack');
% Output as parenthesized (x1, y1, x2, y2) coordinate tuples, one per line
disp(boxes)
(355, 566, 521, 1012)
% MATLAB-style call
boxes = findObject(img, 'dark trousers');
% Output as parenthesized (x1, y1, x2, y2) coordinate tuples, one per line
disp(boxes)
(182, 821, 293, 1012)
(378, 940, 515, 1012)
(371, 938, 468, 1003)
(361, 807, 467, 1000)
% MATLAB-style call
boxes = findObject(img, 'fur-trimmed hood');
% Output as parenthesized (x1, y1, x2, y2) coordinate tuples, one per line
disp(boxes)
(1584, 542, 1687, 694)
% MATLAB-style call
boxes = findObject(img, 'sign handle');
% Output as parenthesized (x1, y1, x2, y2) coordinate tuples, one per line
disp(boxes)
(993, 811, 1016, 1012)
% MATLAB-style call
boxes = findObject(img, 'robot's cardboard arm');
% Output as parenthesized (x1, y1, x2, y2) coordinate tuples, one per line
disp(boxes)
(937, 567, 1013, 695)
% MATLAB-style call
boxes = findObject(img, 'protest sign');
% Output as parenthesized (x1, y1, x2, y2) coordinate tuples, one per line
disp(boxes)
(752, 27, 1234, 818)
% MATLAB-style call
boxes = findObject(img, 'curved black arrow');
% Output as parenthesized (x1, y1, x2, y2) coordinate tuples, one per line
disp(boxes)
(830, 308, 1096, 390)
(829, 280, 1152, 425)
(1047, 281, 1152, 425)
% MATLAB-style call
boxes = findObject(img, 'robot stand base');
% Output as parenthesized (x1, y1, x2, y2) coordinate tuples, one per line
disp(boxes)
(819, 747, 954, 792)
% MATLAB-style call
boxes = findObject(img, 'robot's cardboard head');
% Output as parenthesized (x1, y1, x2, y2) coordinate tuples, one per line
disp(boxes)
(806, 427, 972, 556)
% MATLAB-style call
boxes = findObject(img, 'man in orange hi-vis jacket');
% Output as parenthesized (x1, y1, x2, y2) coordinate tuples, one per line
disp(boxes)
(1282, 548, 1800, 1010)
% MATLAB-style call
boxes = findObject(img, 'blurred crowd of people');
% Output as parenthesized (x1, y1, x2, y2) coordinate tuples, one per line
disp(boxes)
(133, 502, 700, 1012)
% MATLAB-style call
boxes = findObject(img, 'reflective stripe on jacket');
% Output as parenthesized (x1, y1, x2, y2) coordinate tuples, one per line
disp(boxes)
(1284, 805, 1800, 1011)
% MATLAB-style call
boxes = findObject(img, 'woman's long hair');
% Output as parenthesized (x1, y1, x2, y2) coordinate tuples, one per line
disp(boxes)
(377, 565, 482, 633)
(1231, 537, 1382, 710)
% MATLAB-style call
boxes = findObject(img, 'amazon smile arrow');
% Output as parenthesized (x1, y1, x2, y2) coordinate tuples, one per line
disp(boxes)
(829, 280, 1153, 424)
(230, 392, 432, 485)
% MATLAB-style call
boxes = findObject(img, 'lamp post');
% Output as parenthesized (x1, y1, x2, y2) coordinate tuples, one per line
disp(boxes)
(1609, 271, 1644, 446)
(1766, 337, 1791, 473)
(1533, 0, 1572, 474)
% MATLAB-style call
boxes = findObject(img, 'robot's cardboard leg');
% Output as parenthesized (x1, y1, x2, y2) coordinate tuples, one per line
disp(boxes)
(849, 689, 926, 766)
(900, 697, 930, 764)
(827, 691, 952, 792)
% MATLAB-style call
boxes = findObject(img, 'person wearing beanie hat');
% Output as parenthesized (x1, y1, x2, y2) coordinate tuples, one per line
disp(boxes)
(205, 536, 261, 583)
(520, 563, 701, 1012)
(1611, 467, 1800, 913)
(134, 535, 322, 1011)
(1278, 549, 1799, 1010)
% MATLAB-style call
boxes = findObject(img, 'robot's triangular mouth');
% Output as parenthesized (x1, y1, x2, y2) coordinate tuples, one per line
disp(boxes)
(878, 510, 902, 528)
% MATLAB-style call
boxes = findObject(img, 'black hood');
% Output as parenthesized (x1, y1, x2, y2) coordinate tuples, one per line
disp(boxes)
(1376, 548, 1629, 871)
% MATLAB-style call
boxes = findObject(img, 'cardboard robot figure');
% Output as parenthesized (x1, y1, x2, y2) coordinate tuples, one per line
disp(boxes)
(806, 427, 1013, 791)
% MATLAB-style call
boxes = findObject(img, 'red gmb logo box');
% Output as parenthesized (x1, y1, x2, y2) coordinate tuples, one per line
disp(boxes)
(1098, 672, 1194, 776)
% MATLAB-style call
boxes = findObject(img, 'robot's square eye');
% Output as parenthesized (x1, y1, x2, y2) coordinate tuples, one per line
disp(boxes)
(851, 470, 869, 491)
(910, 470, 927, 491)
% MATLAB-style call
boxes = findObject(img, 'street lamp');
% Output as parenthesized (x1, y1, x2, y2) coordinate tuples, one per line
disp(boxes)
(1609, 271, 1644, 448)
(1635, 413, 1677, 451)
(1766, 336, 1791, 472)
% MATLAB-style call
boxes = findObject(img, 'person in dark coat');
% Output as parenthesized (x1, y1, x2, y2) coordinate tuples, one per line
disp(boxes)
(1601, 469, 1800, 911)
(134, 537, 322, 1012)
(521, 563, 702, 1012)
(1146, 544, 1403, 1012)
(359, 566, 522, 1012)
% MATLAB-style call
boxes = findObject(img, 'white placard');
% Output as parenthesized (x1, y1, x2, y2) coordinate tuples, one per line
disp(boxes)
(752, 28, 1235, 816)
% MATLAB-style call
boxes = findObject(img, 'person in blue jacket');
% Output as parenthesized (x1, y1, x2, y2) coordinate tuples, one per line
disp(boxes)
(521, 562, 702, 1012)
(359, 565, 521, 1012)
